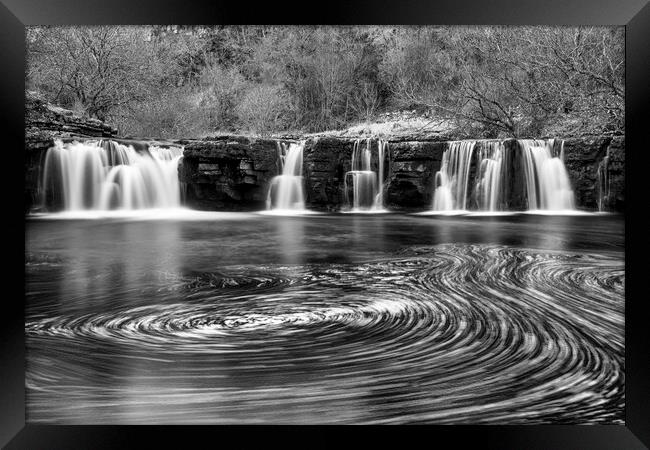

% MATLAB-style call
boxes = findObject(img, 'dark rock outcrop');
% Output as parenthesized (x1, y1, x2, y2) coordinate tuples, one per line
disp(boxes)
(178, 136, 283, 210)
(302, 137, 354, 210)
(563, 135, 625, 211)
(605, 136, 625, 211)
(385, 141, 446, 209)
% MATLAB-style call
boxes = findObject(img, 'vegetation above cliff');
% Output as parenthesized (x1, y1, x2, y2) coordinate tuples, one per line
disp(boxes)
(26, 25, 624, 140)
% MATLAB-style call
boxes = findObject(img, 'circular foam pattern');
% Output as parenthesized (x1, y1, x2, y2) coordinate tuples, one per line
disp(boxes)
(26, 244, 624, 424)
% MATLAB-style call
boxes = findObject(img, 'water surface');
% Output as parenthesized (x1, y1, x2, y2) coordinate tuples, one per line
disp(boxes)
(25, 212, 624, 424)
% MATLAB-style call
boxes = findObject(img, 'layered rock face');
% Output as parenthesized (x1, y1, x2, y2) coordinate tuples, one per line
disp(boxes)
(178, 137, 282, 210)
(384, 141, 445, 209)
(563, 136, 625, 211)
(25, 92, 118, 140)
(302, 137, 354, 210)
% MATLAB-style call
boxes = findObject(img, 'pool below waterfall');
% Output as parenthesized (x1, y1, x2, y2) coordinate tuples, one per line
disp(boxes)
(25, 212, 624, 424)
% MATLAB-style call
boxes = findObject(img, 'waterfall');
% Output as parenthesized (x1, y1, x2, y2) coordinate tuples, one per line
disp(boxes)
(432, 141, 476, 211)
(41, 139, 183, 211)
(266, 141, 306, 211)
(432, 138, 575, 212)
(374, 140, 388, 210)
(474, 141, 508, 211)
(596, 148, 611, 212)
(344, 138, 387, 211)
(520, 139, 575, 211)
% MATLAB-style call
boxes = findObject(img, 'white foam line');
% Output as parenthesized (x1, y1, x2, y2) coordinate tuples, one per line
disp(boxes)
(340, 209, 390, 214)
(28, 208, 257, 221)
(28, 208, 614, 221)
(521, 209, 605, 216)
(257, 210, 321, 216)
(415, 210, 610, 217)
(414, 210, 470, 216)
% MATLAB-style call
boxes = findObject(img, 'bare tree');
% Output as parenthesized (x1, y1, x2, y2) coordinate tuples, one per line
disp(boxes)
(27, 25, 624, 138)
(27, 26, 161, 120)
(379, 26, 624, 137)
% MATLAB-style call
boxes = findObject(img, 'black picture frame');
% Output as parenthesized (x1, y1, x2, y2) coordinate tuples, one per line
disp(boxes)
(3, 0, 648, 447)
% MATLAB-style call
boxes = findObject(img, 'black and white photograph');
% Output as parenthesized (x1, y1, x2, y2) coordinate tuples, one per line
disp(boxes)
(23, 24, 626, 426)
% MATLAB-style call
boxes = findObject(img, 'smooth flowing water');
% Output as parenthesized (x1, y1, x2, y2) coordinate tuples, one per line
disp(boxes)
(432, 139, 575, 212)
(344, 139, 387, 211)
(41, 139, 184, 211)
(474, 141, 508, 211)
(597, 147, 611, 212)
(26, 212, 624, 424)
(375, 139, 388, 210)
(266, 142, 306, 212)
(520, 139, 575, 211)
(432, 141, 476, 211)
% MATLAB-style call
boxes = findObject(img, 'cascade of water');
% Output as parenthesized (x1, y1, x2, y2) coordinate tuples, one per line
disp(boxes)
(432, 138, 575, 212)
(344, 138, 388, 211)
(353, 137, 372, 171)
(345, 138, 375, 211)
(474, 141, 508, 211)
(432, 141, 476, 211)
(373, 140, 389, 210)
(41, 139, 183, 211)
(519, 139, 575, 211)
(266, 141, 306, 211)
(596, 148, 611, 212)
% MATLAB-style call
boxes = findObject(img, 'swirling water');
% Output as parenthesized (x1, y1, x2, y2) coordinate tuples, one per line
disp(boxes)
(25, 213, 624, 424)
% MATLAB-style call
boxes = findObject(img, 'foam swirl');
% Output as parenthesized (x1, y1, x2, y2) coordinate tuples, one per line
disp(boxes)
(26, 244, 624, 424)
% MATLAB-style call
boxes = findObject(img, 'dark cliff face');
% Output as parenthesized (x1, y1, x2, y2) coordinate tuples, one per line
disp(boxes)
(178, 136, 282, 211)
(563, 136, 625, 211)
(24, 93, 624, 213)
(385, 141, 446, 209)
(302, 137, 354, 210)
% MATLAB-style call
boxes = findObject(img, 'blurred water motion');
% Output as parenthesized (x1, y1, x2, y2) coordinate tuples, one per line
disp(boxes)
(25, 213, 624, 424)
